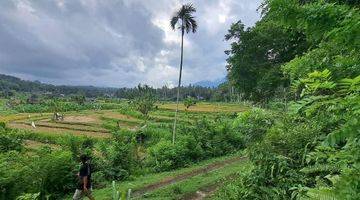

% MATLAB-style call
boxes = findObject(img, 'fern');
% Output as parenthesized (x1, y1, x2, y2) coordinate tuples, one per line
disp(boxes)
(325, 118, 360, 147)
(301, 164, 339, 175)
(305, 187, 337, 200)
(338, 75, 360, 95)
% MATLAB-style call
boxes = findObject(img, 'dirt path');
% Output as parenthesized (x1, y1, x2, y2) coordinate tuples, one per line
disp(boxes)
(183, 172, 239, 200)
(132, 156, 247, 198)
(185, 183, 219, 200)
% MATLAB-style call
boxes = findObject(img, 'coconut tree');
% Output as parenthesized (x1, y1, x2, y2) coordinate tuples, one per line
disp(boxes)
(170, 3, 198, 144)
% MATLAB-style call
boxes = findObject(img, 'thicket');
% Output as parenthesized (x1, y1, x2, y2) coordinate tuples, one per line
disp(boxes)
(147, 117, 244, 171)
(215, 0, 360, 199)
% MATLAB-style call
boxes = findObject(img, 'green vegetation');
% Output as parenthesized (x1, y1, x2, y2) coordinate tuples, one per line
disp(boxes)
(211, 0, 360, 199)
(0, 98, 249, 199)
(183, 96, 197, 110)
(0, 0, 358, 199)
(130, 85, 157, 118)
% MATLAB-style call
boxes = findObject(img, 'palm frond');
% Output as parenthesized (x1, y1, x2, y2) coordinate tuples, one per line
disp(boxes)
(188, 16, 198, 33)
(170, 16, 179, 30)
(170, 3, 197, 33)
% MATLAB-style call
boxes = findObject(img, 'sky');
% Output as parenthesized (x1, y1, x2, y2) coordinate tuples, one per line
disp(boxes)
(0, 0, 261, 88)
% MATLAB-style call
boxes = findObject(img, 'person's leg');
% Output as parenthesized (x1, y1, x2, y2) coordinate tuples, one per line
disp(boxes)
(73, 189, 84, 200)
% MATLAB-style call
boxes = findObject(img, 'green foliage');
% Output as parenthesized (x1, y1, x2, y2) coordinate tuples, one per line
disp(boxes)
(183, 96, 197, 109)
(225, 18, 309, 102)
(71, 95, 86, 105)
(232, 108, 274, 145)
(0, 127, 23, 153)
(111, 181, 127, 200)
(147, 118, 244, 172)
(12, 100, 122, 113)
(0, 149, 76, 200)
(96, 131, 137, 180)
(147, 139, 194, 172)
(130, 85, 156, 117)
(60, 135, 95, 160)
(15, 193, 40, 200)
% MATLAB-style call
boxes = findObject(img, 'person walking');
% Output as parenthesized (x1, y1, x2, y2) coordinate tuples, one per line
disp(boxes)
(73, 154, 95, 200)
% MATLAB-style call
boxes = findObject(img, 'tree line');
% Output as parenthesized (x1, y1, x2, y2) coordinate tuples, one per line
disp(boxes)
(0, 74, 240, 102)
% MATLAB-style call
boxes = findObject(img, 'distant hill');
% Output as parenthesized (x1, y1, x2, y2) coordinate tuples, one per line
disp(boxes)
(0, 74, 116, 97)
(193, 77, 226, 88)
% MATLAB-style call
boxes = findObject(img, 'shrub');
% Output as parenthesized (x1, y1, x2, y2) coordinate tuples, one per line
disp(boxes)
(33, 149, 76, 199)
(232, 108, 274, 145)
(96, 131, 137, 180)
(183, 97, 197, 109)
(0, 128, 23, 153)
(0, 149, 76, 199)
(147, 118, 244, 172)
(60, 135, 95, 160)
(147, 138, 196, 172)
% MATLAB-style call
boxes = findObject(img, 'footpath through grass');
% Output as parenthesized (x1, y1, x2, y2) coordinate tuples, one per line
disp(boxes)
(91, 152, 249, 200)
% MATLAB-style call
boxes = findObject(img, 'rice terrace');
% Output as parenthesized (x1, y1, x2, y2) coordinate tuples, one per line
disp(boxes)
(1, 0, 359, 200)
(3, 102, 248, 142)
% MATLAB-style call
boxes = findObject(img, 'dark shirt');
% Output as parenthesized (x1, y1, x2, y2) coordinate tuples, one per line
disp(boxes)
(77, 163, 92, 190)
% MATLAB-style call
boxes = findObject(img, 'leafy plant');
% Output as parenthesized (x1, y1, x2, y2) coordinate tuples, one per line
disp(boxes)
(183, 96, 197, 110)
(130, 85, 156, 118)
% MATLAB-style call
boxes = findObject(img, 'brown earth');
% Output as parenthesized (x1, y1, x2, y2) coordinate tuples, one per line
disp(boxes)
(24, 140, 60, 150)
(8, 123, 111, 138)
(62, 115, 100, 123)
(101, 111, 139, 121)
(183, 173, 239, 200)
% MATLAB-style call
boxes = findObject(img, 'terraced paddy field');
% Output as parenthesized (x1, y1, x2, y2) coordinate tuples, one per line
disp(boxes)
(1, 101, 249, 151)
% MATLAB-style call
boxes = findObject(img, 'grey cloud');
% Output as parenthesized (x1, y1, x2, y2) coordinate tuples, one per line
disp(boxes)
(0, 0, 261, 87)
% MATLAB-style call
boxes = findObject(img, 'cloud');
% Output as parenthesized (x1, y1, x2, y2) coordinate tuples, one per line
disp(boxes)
(0, 0, 261, 87)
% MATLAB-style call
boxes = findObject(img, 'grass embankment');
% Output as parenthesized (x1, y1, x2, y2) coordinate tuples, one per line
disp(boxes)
(91, 153, 249, 200)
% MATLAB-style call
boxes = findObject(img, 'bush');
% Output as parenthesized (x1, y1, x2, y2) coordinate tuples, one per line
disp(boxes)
(232, 108, 274, 145)
(147, 139, 190, 172)
(0, 128, 23, 153)
(184, 97, 197, 109)
(96, 131, 137, 180)
(147, 118, 244, 172)
(0, 149, 76, 199)
(60, 135, 95, 160)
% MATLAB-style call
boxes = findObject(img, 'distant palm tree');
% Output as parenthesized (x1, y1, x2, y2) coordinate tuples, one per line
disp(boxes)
(170, 3, 198, 144)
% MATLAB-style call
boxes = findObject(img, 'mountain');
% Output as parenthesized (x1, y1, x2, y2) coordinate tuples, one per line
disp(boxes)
(193, 77, 226, 88)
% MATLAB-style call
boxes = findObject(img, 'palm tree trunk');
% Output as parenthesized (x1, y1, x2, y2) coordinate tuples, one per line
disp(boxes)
(172, 20, 184, 144)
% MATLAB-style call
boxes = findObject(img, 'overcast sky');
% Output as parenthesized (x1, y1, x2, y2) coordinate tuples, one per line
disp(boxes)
(0, 0, 261, 88)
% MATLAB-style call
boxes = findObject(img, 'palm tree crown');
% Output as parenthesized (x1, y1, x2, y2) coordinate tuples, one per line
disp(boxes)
(170, 3, 198, 34)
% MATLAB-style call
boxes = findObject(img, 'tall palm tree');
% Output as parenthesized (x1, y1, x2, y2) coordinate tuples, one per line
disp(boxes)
(170, 3, 197, 144)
